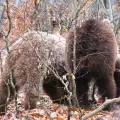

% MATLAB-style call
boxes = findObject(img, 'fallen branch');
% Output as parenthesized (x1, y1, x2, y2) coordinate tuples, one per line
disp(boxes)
(80, 97, 120, 120)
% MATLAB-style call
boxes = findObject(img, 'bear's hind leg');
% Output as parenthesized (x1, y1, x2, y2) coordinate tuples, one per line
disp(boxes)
(97, 74, 116, 100)
(24, 91, 38, 110)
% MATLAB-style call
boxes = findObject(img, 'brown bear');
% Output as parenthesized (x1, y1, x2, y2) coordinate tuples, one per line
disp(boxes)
(114, 54, 120, 97)
(65, 19, 117, 105)
(0, 31, 67, 113)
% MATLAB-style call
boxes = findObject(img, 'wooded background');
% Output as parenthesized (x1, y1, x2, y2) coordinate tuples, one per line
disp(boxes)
(0, 0, 120, 48)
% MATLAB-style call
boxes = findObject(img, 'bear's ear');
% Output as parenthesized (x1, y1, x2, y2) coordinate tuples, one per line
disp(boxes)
(102, 19, 113, 29)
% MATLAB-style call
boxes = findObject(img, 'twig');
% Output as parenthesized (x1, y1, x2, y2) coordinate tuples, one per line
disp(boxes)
(80, 97, 120, 120)
(67, 0, 89, 29)
(4, 0, 19, 113)
(5, 0, 11, 38)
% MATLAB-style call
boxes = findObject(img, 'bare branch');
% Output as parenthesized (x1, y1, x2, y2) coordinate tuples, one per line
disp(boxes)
(68, 0, 89, 29)
(80, 97, 120, 120)
(5, 0, 12, 38)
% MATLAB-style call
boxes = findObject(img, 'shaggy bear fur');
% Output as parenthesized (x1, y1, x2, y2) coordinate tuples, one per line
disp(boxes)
(0, 31, 67, 113)
(114, 54, 120, 96)
(65, 19, 117, 105)
(90, 57, 120, 103)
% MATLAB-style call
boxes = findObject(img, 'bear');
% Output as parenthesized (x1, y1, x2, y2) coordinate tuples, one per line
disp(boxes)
(0, 31, 67, 113)
(65, 19, 117, 106)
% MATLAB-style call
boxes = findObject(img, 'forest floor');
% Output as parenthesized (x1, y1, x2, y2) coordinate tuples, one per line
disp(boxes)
(0, 91, 120, 120)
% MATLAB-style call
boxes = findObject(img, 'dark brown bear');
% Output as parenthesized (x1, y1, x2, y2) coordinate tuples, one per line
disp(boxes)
(0, 31, 67, 113)
(114, 54, 120, 96)
(65, 19, 117, 105)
